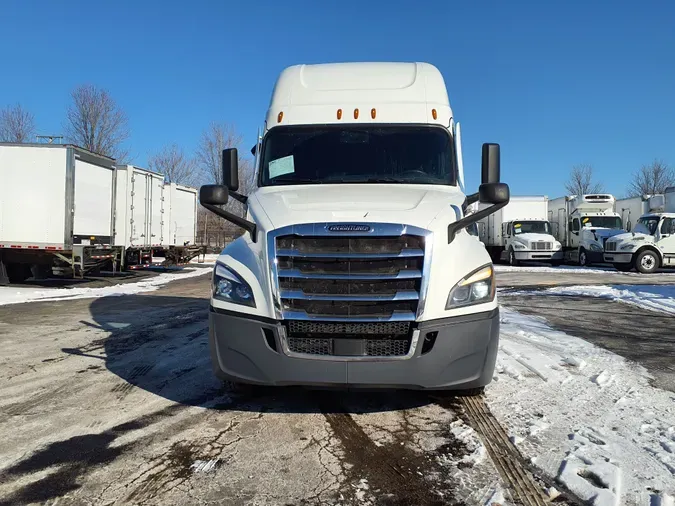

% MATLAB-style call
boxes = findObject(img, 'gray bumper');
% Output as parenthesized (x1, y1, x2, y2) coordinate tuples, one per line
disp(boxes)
(604, 253, 632, 263)
(209, 307, 500, 391)
(514, 250, 563, 261)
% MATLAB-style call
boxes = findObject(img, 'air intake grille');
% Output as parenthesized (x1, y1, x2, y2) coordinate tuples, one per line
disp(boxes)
(287, 337, 411, 357)
(605, 241, 617, 252)
(275, 233, 425, 321)
(531, 242, 552, 250)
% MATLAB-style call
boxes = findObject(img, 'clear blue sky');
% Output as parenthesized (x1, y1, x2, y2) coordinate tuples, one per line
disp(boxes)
(2, 0, 674, 198)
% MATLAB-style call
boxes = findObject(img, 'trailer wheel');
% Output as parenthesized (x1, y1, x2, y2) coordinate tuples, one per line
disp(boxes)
(635, 249, 659, 274)
(7, 263, 31, 283)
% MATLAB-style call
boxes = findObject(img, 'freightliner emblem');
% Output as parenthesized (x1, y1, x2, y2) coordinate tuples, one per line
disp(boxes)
(327, 224, 372, 232)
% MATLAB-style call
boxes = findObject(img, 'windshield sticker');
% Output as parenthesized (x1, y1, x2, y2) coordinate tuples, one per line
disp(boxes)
(582, 217, 590, 223)
(269, 155, 295, 178)
(514, 223, 522, 228)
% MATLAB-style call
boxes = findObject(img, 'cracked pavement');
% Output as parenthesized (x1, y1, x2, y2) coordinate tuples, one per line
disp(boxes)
(0, 272, 506, 505)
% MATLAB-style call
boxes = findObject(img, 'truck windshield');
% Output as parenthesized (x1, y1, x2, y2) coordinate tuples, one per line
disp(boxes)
(635, 216, 660, 235)
(512, 221, 551, 235)
(581, 216, 622, 229)
(259, 125, 455, 186)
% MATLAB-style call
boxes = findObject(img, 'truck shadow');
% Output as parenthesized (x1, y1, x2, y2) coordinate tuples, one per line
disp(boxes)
(77, 294, 434, 414)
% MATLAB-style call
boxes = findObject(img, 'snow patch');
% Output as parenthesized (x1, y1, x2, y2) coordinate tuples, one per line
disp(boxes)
(487, 307, 675, 503)
(0, 266, 212, 306)
(502, 284, 675, 315)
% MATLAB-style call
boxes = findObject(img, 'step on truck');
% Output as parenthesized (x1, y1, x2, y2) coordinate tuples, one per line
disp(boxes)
(198, 62, 510, 395)
(476, 195, 562, 266)
(0, 143, 124, 284)
(549, 194, 624, 266)
(604, 187, 675, 273)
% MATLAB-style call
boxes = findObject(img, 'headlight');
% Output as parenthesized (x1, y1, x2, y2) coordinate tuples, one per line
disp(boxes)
(212, 262, 255, 307)
(554, 241, 562, 249)
(446, 264, 495, 310)
(512, 242, 527, 250)
(590, 243, 603, 252)
(620, 244, 634, 251)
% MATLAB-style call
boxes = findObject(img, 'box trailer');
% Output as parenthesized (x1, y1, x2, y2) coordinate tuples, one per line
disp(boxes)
(0, 143, 124, 284)
(616, 194, 665, 232)
(476, 195, 562, 265)
(114, 164, 166, 267)
(155, 182, 201, 265)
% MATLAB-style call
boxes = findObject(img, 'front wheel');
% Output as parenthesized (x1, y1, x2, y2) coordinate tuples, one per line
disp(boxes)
(509, 249, 520, 267)
(635, 250, 660, 274)
(578, 248, 589, 267)
(613, 263, 633, 272)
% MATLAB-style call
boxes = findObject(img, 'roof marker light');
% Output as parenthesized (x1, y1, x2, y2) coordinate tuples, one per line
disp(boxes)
(371, 108, 376, 119)
(277, 111, 283, 123)
(432, 109, 438, 120)
(354, 108, 359, 119)
(337, 109, 342, 120)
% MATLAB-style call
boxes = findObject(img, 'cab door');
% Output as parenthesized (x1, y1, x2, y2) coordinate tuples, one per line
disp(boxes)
(657, 217, 675, 266)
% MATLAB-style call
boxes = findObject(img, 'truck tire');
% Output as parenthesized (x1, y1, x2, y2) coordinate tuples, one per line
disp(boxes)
(613, 263, 633, 272)
(635, 249, 659, 274)
(578, 248, 589, 267)
(508, 248, 519, 267)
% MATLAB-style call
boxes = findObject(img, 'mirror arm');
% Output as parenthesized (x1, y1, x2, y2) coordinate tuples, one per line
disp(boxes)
(229, 191, 248, 205)
(202, 203, 258, 243)
(448, 200, 509, 244)
(465, 192, 479, 206)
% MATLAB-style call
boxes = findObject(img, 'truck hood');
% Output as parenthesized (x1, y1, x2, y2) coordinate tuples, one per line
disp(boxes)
(608, 231, 654, 244)
(581, 227, 625, 241)
(250, 184, 466, 230)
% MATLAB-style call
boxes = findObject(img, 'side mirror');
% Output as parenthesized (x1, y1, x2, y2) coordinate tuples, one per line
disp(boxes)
(222, 148, 239, 191)
(200, 184, 229, 206)
(481, 143, 500, 185)
(478, 182, 509, 205)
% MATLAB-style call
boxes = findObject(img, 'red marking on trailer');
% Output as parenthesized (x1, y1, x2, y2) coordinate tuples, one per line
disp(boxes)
(46, 247, 57, 250)
(10, 245, 22, 248)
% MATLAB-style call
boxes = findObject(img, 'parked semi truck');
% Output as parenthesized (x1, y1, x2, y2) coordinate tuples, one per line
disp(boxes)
(198, 62, 510, 395)
(477, 195, 562, 265)
(0, 143, 124, 284)
(114, 164, 200, 268)
(549, 194, 624, 266)
(604, 187, 675, 273)
(616, 194, 665, 232)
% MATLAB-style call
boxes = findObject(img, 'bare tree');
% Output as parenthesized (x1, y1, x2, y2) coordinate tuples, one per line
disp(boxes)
(565, 164, 604, 196)
(0, 103, 36, 142)
(627, 159, 675, 197)
(64, 84, 130, 161)
(196, 122, 256, 244)
(148, 144, 198, 186)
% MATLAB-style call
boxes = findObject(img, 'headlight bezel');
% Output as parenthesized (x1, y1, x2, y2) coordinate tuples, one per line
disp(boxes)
(445, 263, 496, 310)
(212, 261, 256, 307)
(589, 243, 603, 252)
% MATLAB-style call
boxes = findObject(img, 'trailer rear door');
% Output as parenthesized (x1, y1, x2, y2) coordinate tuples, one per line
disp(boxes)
(73, 156, 115, 244)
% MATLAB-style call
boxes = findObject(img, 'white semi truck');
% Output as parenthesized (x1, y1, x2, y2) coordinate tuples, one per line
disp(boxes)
(198, 62, 510, 396)
(604, 187, 675, 273)
(0, 143, 124, 284)
(616, 194, 665, 232)
(549, 194, 624, 266)
(477, 195, 562, 265)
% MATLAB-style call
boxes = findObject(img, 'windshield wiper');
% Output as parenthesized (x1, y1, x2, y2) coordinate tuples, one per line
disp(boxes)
(271, 177, 322, 184)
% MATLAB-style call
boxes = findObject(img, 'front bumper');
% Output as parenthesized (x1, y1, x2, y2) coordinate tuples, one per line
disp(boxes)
(604, 253, 633, 263)
(208, 307, 500, 391)
(514, 250, 563, 261)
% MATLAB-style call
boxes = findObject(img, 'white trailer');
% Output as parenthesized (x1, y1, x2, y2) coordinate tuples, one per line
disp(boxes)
(114, 164, 166, 267)
(477, 195, 562, 265)
(155, 182, 201, 265)
(0, 143, 124, 284)
(616, 194, 665, 232)
(549, 194, 624, 266)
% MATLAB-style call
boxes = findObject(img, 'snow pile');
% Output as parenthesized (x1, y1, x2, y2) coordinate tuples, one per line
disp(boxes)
(0, 267, 212, 306)
(503, 284, 675, 315)
(488, 308, 675, 505)
(495, 264, 613, 274)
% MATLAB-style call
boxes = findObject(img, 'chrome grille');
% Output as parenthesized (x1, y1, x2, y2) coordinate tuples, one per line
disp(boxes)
(531, 242, 552, 250)
(274, 232, 426, 321)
